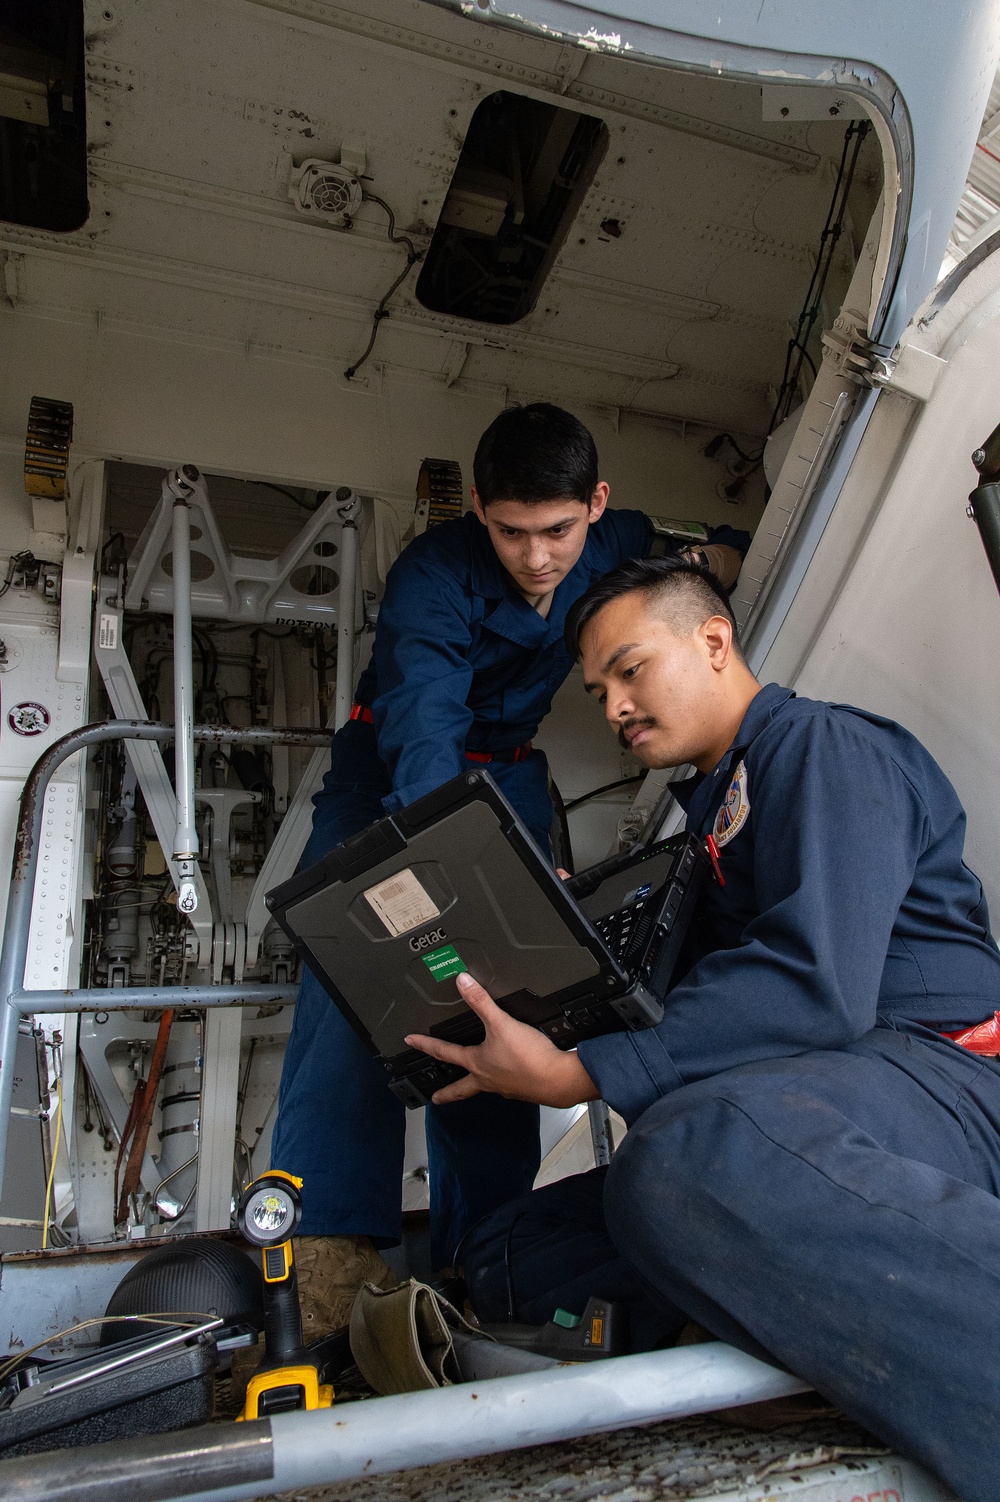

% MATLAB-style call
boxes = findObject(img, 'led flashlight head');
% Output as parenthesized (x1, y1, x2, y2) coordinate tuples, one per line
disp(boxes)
(237, 1173, 302, 1246)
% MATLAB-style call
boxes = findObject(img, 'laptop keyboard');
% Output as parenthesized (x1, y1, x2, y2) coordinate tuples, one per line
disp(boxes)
(593, 898, 650, 963)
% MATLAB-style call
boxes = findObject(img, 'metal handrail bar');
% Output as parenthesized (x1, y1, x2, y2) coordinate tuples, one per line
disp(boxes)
(0, 719, 332, 1202)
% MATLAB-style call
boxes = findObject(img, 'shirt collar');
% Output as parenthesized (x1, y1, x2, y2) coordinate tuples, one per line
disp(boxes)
(470, 510, 583, 649)
(705, 682, 795, 781)
(727, 682, 795, 757)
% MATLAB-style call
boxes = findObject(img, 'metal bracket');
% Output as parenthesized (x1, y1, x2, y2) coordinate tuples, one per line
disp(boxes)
(820, 314, 896, 387)
(124, 482, 361, 629)
(92, 582, 214, 964)
(820, 321, 946, 403)
(869, 342, 946, 402)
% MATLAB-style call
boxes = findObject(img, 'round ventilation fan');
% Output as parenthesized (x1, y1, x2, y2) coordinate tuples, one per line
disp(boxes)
(289, 159, 363, 226)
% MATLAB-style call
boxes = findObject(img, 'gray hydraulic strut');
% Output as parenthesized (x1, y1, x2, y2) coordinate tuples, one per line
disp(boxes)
(969, 423, 1000, 596)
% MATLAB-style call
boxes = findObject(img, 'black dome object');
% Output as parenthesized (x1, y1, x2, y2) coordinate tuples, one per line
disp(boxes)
(101, 1237, 264, 1346)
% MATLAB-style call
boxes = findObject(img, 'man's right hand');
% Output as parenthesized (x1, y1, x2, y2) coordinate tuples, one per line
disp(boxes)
(404, 972, 600, 1108)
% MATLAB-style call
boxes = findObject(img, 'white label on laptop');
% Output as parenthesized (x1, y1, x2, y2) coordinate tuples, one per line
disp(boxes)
(364, 868, 442, 937)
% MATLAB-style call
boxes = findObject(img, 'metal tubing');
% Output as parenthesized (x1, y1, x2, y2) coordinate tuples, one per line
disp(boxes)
(21, 983, 297, 1013)
(0, 1343, 811, 1502)
(168, 473, 199, 910)
(0, 718, 331, 1205)
(263, 1344, 811, 1497)
(0, 988, 17, 1227)
(333, 488, 362, 731)
(587, 1098, 614, 1167)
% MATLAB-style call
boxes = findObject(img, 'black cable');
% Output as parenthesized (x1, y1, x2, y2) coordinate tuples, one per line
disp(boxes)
(362, 193, 421, 259)
(191, 626, 216, 690)
(100, 531, 125, 569)
(503, 1210, 524, 1322)
(0, 551, 34, 600)
(704, 433, 761, 466)
(767, 120, 870, 436)
(563, 774, 647, 814)
(344, 194, 425, 381)
(788, 341, 818, 380)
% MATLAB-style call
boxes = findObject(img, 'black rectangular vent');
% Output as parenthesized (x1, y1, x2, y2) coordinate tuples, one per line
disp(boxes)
(416, 90, 607, 326)
(0, 2, 88, 233)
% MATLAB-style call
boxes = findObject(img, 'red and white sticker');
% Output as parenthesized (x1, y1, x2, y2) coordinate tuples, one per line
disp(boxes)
(8, 702, 50, 737)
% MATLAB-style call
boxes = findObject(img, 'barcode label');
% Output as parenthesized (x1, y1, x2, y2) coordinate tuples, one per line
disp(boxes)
(98, 613, 118, 650)
(364, 867, 441, 937)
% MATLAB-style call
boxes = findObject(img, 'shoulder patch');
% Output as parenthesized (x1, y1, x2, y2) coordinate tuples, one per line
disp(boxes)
(713, 759, 750, 847)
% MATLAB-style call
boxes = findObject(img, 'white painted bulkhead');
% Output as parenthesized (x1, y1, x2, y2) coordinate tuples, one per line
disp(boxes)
(760, 250, 1000, 918)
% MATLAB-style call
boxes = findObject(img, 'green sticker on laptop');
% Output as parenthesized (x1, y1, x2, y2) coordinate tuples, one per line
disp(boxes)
(422, 944, 465, 982)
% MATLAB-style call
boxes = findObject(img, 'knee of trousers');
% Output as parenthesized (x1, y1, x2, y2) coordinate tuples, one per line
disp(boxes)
(605, 1087, 767, 1281)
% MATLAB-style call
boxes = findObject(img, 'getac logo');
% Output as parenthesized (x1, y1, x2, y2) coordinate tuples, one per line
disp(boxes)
(408, 927, 446, 952)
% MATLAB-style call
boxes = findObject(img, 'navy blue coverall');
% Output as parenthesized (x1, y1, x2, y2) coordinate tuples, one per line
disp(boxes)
(463, 685, 1000, 1502)
(271, 507, 747, 1266)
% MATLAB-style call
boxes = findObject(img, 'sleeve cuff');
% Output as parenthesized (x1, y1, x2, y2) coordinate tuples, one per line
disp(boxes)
(706, 524, 751, 555)
(577, 1026, 685, 1124)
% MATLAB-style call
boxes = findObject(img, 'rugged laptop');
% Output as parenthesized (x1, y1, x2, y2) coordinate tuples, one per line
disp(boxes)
(266, 769, 708, 1107)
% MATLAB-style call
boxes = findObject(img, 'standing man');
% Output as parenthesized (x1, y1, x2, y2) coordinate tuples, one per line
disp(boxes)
(270, 407, 747, 1334)
(406, 556, 1000, 1502)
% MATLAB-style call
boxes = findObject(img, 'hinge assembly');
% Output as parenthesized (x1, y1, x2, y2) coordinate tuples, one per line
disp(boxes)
(822, 314, 947, 402)
(821, 315, 895, 386)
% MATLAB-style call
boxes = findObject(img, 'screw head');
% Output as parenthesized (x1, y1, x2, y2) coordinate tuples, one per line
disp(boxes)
(972, 448, 986, 468)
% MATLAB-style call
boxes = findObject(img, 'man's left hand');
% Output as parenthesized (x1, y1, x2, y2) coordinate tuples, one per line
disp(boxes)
(405, 972, 601, 1107)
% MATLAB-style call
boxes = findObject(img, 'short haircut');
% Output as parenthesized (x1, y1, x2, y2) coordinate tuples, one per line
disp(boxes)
(564, 555, 743, 660)
(473, 403, 598, 506)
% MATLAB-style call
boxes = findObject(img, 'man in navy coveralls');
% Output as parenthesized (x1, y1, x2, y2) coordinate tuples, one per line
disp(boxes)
(407, 556, 1000, 1502)
(269, 407, 747, 1332)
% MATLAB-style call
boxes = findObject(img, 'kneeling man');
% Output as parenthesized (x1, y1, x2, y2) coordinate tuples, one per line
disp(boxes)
(405, 556, 1000, 1502)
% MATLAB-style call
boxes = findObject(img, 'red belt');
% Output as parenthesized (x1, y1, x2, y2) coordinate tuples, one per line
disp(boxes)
(942, 1012, 1000, 1055)
(350, 705, 533, 764)
(465, 742, 533, 764)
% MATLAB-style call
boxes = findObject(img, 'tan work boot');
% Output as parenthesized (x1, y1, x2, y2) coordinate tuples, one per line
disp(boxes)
(295, 1234, 398, 1341)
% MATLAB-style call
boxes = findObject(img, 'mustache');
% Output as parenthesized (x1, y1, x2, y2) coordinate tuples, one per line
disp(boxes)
(618, 716, 657, 750)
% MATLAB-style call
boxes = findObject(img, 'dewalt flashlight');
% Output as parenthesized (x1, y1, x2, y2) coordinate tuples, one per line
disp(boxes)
(236, 1170, 333, 1420)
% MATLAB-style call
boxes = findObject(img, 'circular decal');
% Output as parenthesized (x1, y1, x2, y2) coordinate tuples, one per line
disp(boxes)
(713, 758, 750, 848)
(8, 702, 50, 737)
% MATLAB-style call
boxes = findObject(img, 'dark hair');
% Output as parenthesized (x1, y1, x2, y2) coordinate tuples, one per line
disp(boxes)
(473, 403, 598, 506)
(564, 555, 742, 659)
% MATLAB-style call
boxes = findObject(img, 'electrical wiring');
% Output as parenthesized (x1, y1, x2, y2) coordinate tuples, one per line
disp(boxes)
(344, 193, 425, 381)
(41, 1063, 63, 1251)
(100, 531, 126, 571)
(0, 1314, 220, 1385)
(362, 192, 421, 260)
(0, 550, 35, 600)
(704, 432, 762, 466)
(768, 120, 870, 436)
